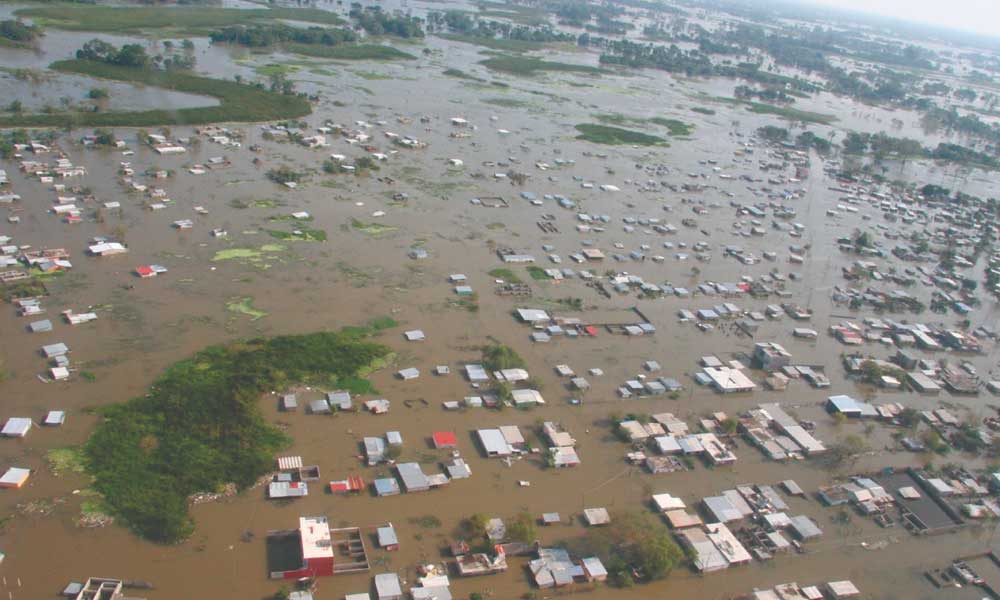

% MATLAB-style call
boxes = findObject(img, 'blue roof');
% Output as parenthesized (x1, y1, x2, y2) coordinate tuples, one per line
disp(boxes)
(374, 477, 400, 496)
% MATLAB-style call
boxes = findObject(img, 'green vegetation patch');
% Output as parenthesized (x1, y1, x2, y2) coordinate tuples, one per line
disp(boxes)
(226, 296, 268, 321)
(438, 33, 545, 52)
(443, 68, 482, 81)
(48, 447, 88, 477)
(482, 97, 531, 108)
(16, 6, 344, 34)
(482, 343, 526, 371)
(567, 510, 683, 586)
(288, 43, 415, 61)
(0, 278, 47, 302)
(480, 55, 602, 76)
(487, 268, 523, 284)
(84, 325, 394, 543)
(691, 106, 715, 115)
(0, 60, 310, 128)
(710, 96, 835, 125)
(744, 101, 837, 125)
(266, 228, 327, 242)
(594, 113, 692, 136)
(526, 265, 553, 280)
(649, 117, 693, 136)
(351, 218, 398, 237)
(212, 248, 262, 261)
(574, 123, 667, 146)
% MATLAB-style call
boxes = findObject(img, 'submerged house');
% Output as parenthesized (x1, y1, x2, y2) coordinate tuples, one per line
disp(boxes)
(267, 516, 369, 579)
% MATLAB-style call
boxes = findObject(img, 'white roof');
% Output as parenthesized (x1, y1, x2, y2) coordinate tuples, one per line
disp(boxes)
(0, 467, 30, 487)
(278, 456, 303, 470)
(652, 493, 685, 511)
(465, 364, 489, 382)
(477, 429, 512, 456)
(511, 389, 545, 405)
(583, 507, 610, 525)
(375, 573, 402, 599)
(826, 580, 860, 598)
(2, 418, 32, 437)
(499, 425, 524, 445)
(299, 516, 333, 560)
(516, 308, 550, 322)
(706, 522, 752, 564)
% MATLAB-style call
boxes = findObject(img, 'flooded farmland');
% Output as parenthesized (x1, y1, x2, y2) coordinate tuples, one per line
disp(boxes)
(2, 1, 1000, 600)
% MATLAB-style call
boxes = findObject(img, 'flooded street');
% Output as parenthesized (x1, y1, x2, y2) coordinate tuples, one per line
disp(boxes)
(2, 2, 1000, 599)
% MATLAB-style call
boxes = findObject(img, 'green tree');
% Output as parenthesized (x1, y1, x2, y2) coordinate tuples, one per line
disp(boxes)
(507, 511, 536, 543)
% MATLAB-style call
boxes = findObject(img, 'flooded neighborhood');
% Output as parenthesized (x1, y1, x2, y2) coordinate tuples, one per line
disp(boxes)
(2, 0, 1000, 599)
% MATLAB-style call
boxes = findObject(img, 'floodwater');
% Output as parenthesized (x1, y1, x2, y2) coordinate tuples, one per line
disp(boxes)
(1, 5, 1000, 600)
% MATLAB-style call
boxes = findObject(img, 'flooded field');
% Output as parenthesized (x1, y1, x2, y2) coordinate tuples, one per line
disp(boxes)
(2, 2, 1000, 600)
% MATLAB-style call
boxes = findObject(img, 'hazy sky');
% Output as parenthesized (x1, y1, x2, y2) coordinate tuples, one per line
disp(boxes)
(807, 0, 1000, 37)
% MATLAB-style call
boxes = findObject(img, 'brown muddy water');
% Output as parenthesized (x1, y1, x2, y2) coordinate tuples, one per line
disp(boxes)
(2, 8, 1000, 600)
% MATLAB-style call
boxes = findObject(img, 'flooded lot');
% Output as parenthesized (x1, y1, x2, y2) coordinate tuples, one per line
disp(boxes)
(2, 3, 1000, 600)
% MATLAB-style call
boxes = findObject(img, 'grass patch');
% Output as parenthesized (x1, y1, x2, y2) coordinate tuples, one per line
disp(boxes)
(480, 55, 602, 76)
(691, 106, 715, 115)
(16, 5, 344, 34)
(48, 448, 88, 477)
(475, 0, 549, 26)
(0, 37, 32, 50)
(574, 123, 667, 146)
(443, 68, 482, 81)
(482, 97, 530, 108)
(649, 117, 693, 136)
(1, 278, 47, 302)
(226, 296, 268, 320)
(288, 43, 415, 61)
(488, 268, 523, 284)
(84, 326, 393, 542)
(710, 96, 837, 125)
(409, 515, 443, 528)
(437, 33, 544, 52)
(450, 295, 480, 312)
(593, 112, 641, 126)
(594, 113, 692, 136)
(527, 266, 552, 280)
(0, 60, 310, 128)
(253, 63, 300, 78)
(266, 228, 327, 242)
(352, 70, 393, 80)
(744, 101, 837, 124)
(212, 248, 262, 261)
(351, 218, 398, 237)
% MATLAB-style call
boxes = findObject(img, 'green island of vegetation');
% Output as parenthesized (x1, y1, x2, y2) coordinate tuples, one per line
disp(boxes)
(743, 100, 838, 125)
(0, 59, 310, 128)
(209, 20, 418, 61)
(526, 265, 554, 280)
(84, 321, 396, 543)
(594, 113, 694, 136)
(288, 43, 415, 61)
(480, 55, 603, 76)
(565, 510, 684, 587)
(575, 123, 667, 146)
(437, 32, 546, 52)
(487, 267, 523, 284)
(0, 19, 41, 49)
(15, 5, 345, 35)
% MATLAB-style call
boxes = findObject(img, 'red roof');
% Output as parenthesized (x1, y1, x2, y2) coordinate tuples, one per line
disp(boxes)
(432, 431, 457, 448)
(135, 266, 155, 277)
(329, 475, 364, 493)
(584, 326, 598, 336)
